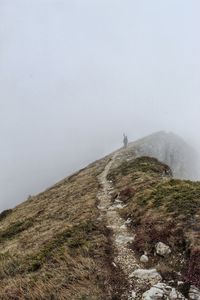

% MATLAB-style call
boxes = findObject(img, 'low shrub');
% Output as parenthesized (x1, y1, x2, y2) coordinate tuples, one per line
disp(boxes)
(0, 209, 12, 222)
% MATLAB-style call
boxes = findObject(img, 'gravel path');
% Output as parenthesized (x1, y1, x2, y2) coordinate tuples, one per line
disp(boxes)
(97, 153, 140, 299)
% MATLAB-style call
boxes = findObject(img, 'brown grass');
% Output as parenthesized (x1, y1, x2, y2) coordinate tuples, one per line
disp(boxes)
(0, 155, 126, 299)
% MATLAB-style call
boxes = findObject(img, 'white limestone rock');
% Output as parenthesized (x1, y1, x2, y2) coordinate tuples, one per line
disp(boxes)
(155, 242, 171, 256)
(142, 285, 164, 299)
(129, 269, 162, 285)
(142, 283, 185, 300)
(140, 254, 149, 263)
(189, 286, 200, 300)
(115, 235, 134, 245)
(108, 203, 126, 210)
(125, 218, 132, 225)
(128, 290, 136, 299)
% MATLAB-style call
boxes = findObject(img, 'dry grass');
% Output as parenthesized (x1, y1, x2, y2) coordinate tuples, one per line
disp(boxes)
(0, 155, 125, 300)
(2, 151, 199, 299)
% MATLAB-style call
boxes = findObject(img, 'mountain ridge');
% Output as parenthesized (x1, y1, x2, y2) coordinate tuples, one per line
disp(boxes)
(0, 132, 199, 299)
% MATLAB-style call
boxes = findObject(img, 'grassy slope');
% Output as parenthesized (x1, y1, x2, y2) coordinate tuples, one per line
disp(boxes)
(0, 155, 123, 300)
(1, 152, 200, 299)
(108, 156, 200, 294)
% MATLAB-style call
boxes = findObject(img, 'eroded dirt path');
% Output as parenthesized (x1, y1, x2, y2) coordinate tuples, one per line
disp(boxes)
(97, 153, 140, 299)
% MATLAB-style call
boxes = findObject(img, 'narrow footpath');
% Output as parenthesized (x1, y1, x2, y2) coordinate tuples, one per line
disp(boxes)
(97, 153, 140, 299)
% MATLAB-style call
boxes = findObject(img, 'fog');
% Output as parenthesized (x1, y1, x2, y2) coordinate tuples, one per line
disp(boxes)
(1, 0, 200, 211)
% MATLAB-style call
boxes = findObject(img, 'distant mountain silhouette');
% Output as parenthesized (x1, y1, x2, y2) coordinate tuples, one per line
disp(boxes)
(130, 131, 198, 179)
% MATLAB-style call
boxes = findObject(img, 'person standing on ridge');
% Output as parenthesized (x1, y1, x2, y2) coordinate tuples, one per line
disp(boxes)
(123, 133, 128, 148)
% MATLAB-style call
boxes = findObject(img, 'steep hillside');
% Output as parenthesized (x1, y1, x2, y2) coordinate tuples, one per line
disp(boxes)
(0, 155, 125, 299)
(0, 133, 199, 299)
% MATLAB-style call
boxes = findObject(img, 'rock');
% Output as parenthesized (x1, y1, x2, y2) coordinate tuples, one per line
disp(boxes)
(142, 283, 186, 299)
(115, 199, 123, 203)
(128, 290, 136, 299)
(155, 242, 171, 256)
(129, 269, 162, 285)
(140, 254, 149, 263)
(169, 288, 185, 300)
(112, 262, 117, 268)
(142, 285, 164, 299)
(189, 286, 200, 300)
(125, 218, 132, 224)
(120, 224, 127, 229)
(115, 235, 135, 244)
(108, 203, 126, 210)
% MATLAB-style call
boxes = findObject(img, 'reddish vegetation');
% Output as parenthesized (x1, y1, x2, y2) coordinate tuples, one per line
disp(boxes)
(131, 218, 186, 255)
(185, 249, 200, 287)
(119, 187, 136, 203)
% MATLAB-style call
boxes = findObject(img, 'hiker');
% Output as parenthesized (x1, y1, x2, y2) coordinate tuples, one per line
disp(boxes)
(123, 134, 128, 148)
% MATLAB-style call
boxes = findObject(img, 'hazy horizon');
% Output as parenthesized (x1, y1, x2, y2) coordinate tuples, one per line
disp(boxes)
(1, 0, 200, 211)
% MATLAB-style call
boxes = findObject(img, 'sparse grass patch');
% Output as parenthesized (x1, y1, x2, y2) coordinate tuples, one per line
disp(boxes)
(185, 248, 200, 287)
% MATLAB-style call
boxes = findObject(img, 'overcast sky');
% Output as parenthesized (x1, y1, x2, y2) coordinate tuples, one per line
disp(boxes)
(1, 0, 200, 211)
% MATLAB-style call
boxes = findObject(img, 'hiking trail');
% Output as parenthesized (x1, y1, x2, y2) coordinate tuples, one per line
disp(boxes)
(97, 151, 187, 300)
(97, 152, 140, 299)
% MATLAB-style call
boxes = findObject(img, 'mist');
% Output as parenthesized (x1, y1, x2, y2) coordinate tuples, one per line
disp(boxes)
(1, 0, 200, 211)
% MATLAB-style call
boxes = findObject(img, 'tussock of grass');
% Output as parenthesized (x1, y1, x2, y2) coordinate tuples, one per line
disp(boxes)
(0, 209, 12, 222)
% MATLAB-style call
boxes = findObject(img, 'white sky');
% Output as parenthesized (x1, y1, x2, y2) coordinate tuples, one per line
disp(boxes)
(1, 0, 200, 210)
